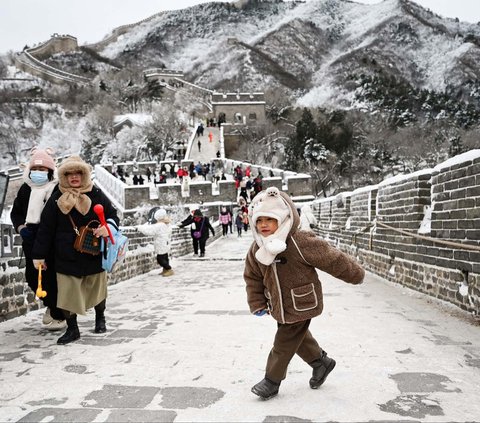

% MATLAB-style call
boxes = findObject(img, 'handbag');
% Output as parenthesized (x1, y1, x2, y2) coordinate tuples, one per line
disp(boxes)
(101, 224, 129, 272)
(68, 215, 101, 256)
(193, 219, 205, 239)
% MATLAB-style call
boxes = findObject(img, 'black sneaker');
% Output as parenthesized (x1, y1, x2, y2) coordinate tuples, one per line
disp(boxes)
(251, 377, 280, 400)
(309, 351, 336, 389)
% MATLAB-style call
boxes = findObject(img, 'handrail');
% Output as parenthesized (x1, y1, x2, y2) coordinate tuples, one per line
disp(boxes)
(376, 221, 480, 252)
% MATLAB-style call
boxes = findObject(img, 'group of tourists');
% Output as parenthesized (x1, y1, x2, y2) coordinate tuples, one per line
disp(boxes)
(11, 149, 118, 345)
(11, 148, 366, 402)
(112, 160, 225, 187)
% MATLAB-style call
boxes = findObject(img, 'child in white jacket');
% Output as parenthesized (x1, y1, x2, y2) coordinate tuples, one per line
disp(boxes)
(138, 209, 174, 276)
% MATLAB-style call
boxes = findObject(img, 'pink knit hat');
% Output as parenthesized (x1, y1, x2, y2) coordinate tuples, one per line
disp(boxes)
(29, 148, 56, 171)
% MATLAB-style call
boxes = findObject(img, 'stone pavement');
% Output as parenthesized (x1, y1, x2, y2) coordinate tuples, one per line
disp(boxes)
(188, 126, 220, 163)
(1, 231, 480, 422)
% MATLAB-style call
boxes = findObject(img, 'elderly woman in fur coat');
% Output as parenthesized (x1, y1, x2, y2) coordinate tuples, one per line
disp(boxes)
(32, 156, 119, 345)
(244, 187, 365, 400)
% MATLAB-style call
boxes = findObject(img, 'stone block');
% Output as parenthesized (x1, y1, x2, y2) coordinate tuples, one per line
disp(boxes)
(218, 180, 237, 201)
(286, 175, 312, 196)
(124, 186, 150, 209)
(262, 177, 282, 191)
(189, 181, 214, 203)
(157, 184, 182, 205)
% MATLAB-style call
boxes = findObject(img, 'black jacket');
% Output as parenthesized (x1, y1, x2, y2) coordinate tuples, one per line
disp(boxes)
(10, 183, 59, 232)
(11, 183, 32, 233)
(180, 215, 215, 240)
(32, 186, 119, 277)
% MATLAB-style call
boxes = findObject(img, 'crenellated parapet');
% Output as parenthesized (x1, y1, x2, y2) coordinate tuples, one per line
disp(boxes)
(14, 35, 90, 86)
(27, 34, 78, 60)
(312, 150, 480, 315)
(94, 161, 313, 218)
(0, 223, 222, 322)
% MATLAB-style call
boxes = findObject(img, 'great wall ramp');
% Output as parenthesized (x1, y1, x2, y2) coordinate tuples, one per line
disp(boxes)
(0, 233, 479, 422)
(14, 35, 91, 86)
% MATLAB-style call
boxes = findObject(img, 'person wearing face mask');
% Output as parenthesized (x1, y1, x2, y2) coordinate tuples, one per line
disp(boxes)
(10, 148, 66, 331)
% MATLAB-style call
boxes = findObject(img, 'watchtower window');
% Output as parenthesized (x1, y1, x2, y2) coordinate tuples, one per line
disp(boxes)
(234, 112, 243, 123)
(248, 113, 257, 120)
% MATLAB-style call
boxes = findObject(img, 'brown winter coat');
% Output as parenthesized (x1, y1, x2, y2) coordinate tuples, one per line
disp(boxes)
(244, 193, 365, 324)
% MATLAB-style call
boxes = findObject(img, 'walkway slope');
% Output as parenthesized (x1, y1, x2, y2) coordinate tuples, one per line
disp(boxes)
(188, 126, 220, 164)
(1, 232, 480, 422)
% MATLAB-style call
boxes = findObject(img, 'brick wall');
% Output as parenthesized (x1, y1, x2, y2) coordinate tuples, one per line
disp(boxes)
(313, 151, 480, 315)
(0, 225, 222, 322)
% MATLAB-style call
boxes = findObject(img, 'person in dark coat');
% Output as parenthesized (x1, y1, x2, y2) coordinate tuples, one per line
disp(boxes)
(235, 210, 244, 237)
(32, 155, 119, 345)
(10, 148, 66, 331)
(178, 209, 215, 257)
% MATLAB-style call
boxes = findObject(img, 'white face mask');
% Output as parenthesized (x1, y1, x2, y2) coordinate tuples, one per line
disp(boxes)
(30, 170, 49, 185)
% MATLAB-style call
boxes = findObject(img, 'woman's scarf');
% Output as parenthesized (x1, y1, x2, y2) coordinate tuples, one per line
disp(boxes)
(254, 216, 292, 266)
(26, 181, 57, 224)
(57, 182, 94, 215)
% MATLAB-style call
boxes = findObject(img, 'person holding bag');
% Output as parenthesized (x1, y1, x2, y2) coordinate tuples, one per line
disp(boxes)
(32, 156, 119, 345)
(178, 209, 215, 257)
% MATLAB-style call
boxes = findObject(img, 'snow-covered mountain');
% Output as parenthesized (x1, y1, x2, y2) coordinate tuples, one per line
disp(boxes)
(84, 0, 480, 109)
(2, 0, 480, 174)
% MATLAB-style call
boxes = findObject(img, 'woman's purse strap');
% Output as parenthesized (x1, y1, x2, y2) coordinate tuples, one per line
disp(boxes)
(68, 214, 80, 236)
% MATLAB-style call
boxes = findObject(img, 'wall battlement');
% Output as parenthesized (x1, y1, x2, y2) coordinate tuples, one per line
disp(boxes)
(0, 224, 222, 322)
(312, 150, 480, 315)
(3, 151, 479, 320)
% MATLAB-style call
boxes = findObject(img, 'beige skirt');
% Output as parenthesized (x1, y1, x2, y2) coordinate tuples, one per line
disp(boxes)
(57, 272, 108, 315)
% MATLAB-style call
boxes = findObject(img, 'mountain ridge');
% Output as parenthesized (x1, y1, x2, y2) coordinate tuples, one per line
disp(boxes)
(82, 0, 480, 111)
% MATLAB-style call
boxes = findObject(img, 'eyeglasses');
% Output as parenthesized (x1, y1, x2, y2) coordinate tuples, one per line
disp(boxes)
(65, 171, 83, 176)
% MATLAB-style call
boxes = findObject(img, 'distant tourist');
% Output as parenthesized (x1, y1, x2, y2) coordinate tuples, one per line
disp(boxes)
(177, 209, 215, 258)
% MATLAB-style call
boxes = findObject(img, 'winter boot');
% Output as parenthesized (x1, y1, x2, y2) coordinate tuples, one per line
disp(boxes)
(162, 269, 174, 277)
(251, 377, 280, 400)
(57, 315, 80, 345)
(94, 300, 107, 333)
(309, 351, 336, 389)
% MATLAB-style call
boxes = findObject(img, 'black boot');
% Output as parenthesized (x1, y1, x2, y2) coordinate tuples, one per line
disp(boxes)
(309, 351, 336, 389)
(94, 300, 106, 333)
(251, 377, 280, 400)
(57, 315, 80, 345)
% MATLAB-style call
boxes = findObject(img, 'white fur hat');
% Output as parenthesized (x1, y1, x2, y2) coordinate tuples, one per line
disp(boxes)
(250, 187, 290, 226)
(154, 208, 167, 221)
(249, 187, 293, 266)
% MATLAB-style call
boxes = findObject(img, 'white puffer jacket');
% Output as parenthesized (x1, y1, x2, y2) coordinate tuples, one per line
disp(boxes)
(138, 222, 172, 255)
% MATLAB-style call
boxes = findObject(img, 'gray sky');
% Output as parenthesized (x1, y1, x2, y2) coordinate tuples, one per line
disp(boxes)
(1, 0, 479, 54)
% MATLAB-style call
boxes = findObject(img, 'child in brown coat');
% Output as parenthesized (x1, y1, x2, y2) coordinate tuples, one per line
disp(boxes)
(244, 187, 365, 400)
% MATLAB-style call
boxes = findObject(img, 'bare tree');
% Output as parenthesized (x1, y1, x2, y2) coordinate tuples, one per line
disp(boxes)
(141, 105, 188, 161)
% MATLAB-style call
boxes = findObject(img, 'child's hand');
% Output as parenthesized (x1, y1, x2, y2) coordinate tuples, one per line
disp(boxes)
(254, 309, 268, 316)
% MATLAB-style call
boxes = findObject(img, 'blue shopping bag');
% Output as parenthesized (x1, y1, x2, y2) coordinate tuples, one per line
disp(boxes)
(101, 224, 129, 273)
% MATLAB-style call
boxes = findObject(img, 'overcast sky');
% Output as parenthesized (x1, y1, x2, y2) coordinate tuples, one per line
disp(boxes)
(1, 0, 479, 54)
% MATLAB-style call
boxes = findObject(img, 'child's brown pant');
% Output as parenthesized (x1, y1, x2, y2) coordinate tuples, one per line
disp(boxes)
(265, 319, 323, 383)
